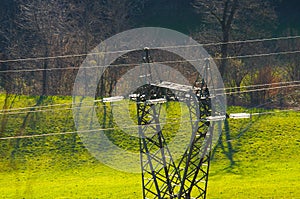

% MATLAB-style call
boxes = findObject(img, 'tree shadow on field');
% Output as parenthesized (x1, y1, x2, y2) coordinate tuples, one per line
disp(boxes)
(211, 115, 261, 175)
(212, 119, 235, 169)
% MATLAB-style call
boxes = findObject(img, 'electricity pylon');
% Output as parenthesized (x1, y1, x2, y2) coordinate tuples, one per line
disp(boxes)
(130, 48, 219, 199)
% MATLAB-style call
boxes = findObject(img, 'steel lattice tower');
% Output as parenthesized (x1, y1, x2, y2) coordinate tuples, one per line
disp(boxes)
(129, 48, 216, 199)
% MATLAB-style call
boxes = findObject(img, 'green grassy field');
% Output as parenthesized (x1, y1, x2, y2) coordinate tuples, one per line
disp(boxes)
(0, 96, 299, 198)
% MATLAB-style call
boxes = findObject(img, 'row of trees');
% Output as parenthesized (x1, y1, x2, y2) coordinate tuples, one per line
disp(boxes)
(0, 0, 299, 172)
(0, 0, 141, 139)
(0, 0, 138, 95)
(192, 0, 299, 106)
(0, 0, 299, 107)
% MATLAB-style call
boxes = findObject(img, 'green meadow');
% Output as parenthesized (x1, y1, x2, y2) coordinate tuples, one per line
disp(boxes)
(0, 96, 299, 198)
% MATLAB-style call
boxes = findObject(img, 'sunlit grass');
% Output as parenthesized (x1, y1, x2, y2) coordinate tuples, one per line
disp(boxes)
(0, 96, 299, 198)
(0, 162, 141, 198)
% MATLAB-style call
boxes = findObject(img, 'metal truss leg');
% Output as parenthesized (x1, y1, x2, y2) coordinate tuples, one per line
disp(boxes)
(137, 101, 181, 199)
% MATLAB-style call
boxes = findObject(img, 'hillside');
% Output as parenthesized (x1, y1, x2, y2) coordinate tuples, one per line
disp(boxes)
(0, 95, 299, 198)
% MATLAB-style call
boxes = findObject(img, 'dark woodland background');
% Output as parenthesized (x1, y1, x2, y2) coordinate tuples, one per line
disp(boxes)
(1, 0, 299, 107)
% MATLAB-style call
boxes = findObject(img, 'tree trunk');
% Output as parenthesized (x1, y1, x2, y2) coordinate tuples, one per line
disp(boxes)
(219, 29, 229, 78)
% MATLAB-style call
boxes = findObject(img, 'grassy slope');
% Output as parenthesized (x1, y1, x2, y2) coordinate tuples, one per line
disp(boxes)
(0, 96, 299, 198)
(0, 163, 142, 199)
(208, 108, 300, 198)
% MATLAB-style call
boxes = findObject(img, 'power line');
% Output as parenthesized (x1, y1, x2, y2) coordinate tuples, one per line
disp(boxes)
(0, 99, 103, 113)
(0, 105, 91, 115)
(0, 49, 135, 64)
(227, 90, 300, 141)
(1, 87, 299, 140)
(220, 80, 300, 91)
(1, 49, 300, 74)
(1, 81, 299, 115)
(0, 108, 298, 141)
(159, 35, 300, 50)
(0, 99, 125, 115)
(1, 84, 299, 116)
(0, 120, 191, 140)
(218, 50, 300, 60)
(224, 84, 300, 95)
(1, 35, 300, 64)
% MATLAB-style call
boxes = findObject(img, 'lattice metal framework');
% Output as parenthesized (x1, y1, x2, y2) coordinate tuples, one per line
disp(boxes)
(133, 80, 212, 199)
(175, 86, 212, 199)
(128, 48, 221, 199)
(136, 94, 181, 199)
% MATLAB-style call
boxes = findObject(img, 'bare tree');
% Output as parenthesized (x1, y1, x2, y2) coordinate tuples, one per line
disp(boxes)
(192, 0, 277, 79)
(192, 0, 278, 164)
